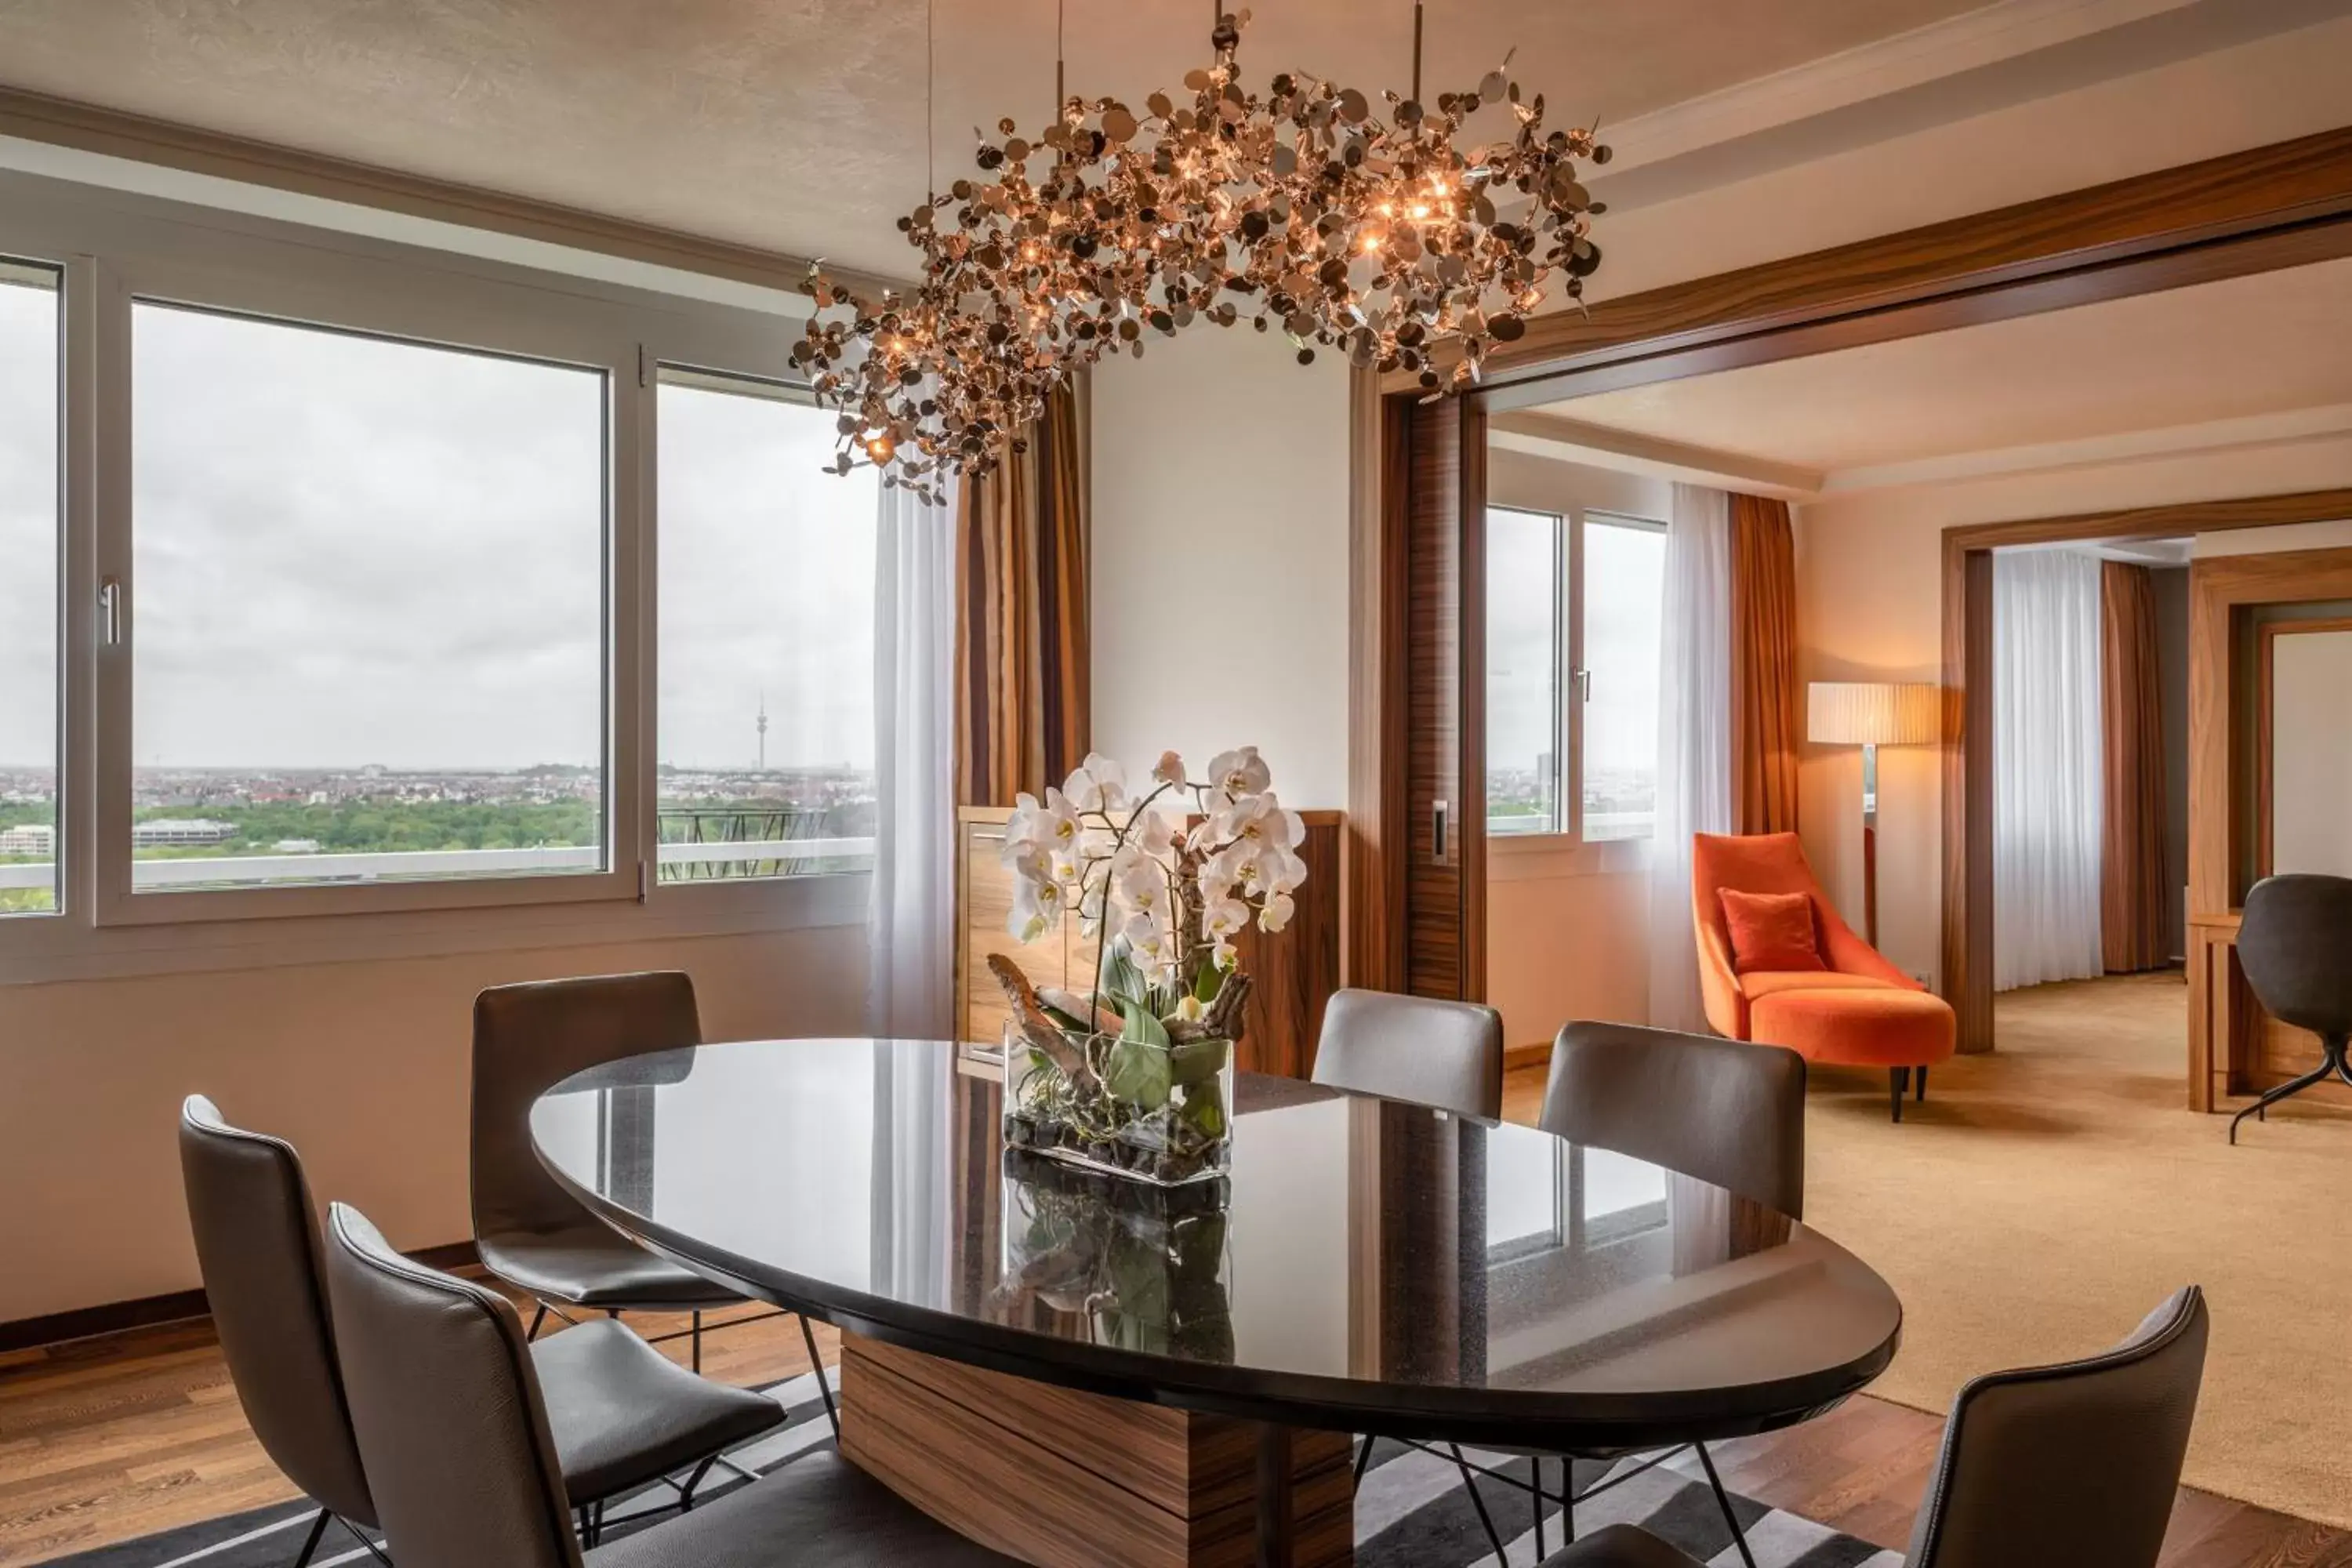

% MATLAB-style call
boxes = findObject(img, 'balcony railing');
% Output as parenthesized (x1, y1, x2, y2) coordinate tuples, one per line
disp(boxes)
(0, 837, 876, 891)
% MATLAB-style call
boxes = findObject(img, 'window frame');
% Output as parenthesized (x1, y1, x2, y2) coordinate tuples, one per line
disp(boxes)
(0, 169, 871, 977)
(1483, 503, 1668, 852)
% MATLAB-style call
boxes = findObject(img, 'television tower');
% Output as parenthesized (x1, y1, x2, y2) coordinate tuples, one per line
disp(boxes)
(757, 691, 768, 771)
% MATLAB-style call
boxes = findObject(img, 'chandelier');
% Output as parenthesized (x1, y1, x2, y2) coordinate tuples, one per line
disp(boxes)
(793, 5, 1610, 499)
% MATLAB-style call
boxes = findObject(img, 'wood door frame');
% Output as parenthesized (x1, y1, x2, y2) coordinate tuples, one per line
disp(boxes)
(1940, 494, 2352, 1066)
(1346, 123, 2352, 1011)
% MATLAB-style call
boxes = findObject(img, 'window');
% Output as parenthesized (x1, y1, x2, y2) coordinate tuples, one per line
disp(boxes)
(129, 303, 608, 891)
(655, 369, 877, 881)
(0, 263, 59, 916)
(1483, 506, 1666, 841)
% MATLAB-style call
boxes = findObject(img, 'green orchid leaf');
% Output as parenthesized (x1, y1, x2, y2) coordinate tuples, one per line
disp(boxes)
(1100, 941, 1145, 1007)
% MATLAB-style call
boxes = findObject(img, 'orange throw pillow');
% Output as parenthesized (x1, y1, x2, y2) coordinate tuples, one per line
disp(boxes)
(1719, 888, 1825, 975)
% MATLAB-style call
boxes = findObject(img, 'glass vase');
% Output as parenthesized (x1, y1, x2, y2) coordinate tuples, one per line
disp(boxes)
(1001, 1028, 1235, 1187)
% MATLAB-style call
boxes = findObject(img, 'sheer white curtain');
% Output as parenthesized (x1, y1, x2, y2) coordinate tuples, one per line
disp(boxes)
(1993, 548, 2105, 990)
(867, 477, 957, 1040)
(1647, 483, 1734, 1033)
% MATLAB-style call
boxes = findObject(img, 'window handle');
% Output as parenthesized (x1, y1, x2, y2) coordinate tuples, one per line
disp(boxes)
(1572, 666, 1592, 702)
(98, 577, 124, 647)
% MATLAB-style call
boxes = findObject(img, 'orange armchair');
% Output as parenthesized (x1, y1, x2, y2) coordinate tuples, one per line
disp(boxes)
(1693, 832, 1955, 1121)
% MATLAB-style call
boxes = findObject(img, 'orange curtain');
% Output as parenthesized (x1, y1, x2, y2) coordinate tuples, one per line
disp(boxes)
(1730, 494, 1801, 835)
(2100, 561, 2168, 972)
(955, 383, 1091, 805)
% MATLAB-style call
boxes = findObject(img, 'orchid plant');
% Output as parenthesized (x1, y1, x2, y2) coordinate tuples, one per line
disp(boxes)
(993, 746, 1306, 1184)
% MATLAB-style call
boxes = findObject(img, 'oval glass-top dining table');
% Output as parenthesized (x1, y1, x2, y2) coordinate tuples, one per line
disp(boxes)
(530, 1038, 1900, 1568)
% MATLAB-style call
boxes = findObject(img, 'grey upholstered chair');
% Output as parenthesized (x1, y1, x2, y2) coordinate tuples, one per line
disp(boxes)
(183, 1096, 782, 1562)
(320, 1202, 1018, 1568)
(1538, 1022, 1807, 1218)
(470, 971, 832, 1427)
(1310, 987, 1506, 1120)
(1537, 1287, 2209, 1568)
(1515, 1023, 1809, 1565)
(2230, 873, 2352, 1143)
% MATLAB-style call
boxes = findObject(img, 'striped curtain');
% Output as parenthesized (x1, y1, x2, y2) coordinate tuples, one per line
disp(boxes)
(1730, 493, 1802, 835)
(954, 383, 1091, 805)
(2100, 561, 2169, 972)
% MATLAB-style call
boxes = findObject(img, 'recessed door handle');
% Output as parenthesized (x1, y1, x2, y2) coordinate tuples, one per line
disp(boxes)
(1432, 798, 1449, 863)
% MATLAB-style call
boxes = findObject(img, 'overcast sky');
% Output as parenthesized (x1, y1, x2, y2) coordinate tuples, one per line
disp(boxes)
(0, 294, 877, 775)
(1486, 507, 1664, 798)
(0, 276, 57, 774)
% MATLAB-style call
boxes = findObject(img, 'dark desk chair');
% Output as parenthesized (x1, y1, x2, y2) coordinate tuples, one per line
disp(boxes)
(321, 1201, 1017, 1568)
(2230, 873, 2352, 1144)
(1539, 1287, 2209, 1568)
(471, 971, 836, 1434)
(1310, 987, 1505, 1120)
(183, 1097, 782, 1563)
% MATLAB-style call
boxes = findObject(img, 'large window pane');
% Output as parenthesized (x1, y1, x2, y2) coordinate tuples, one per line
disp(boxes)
(655, 372, 876, 880)
(1580, 515, 1665, 841)
(1486, 506, 1559, 836)
(131, 303, 607, 891)
(0, 263, 59, 916)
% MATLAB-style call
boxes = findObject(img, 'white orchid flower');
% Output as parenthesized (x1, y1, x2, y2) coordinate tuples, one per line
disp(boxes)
(1202, 896, 1250, 942)
(1000, 792, 1046, 863)
(1129, 805, 1181, 863)
(1062, 752, 1130, 813)
(1034, 787, 1083, 855)
(1174, 993, 1206, 1023)
(1258, 891, 1296, 933)
(1008, 875, 1063, 942)
(1152, 750, 1186, 786)
(1004, 839, 1054, 887)
(1205, 746, 1272, 806)
(1115, 855, 1168, 916)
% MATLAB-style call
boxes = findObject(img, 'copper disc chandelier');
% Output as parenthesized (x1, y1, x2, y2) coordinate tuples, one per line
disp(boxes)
(793, 2, 1610, 499)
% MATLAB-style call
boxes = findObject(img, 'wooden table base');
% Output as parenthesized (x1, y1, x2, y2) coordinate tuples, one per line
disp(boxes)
(838, 1332, 1355, 1568)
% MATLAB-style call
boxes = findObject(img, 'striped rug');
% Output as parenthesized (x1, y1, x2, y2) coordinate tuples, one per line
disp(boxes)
(51, 1371, 1897, 1568)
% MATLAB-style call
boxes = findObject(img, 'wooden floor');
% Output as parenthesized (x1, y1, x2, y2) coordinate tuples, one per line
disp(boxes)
(0, 1078, 2342, 1565)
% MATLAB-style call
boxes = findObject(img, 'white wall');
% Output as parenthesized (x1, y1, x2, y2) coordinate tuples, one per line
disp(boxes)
(0, 924, 869, 1323)
(1088, 329, 1352, 808)
(1794, 437, 2352, 989)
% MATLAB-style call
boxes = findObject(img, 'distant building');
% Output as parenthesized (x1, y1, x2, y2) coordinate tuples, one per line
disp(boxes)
(133, 818, 237, 848)
(0, 823, 55, 855)
(271, 838, 323, 855)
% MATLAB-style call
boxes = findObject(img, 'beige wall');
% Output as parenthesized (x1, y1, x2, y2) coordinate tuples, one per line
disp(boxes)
(0, 924, 867, 1322)
(1088, 328, 1352, 808)
(1793, 436, 2352, 989)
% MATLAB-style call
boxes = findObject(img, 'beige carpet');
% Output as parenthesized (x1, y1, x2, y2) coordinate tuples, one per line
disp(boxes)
(1802, 971, 2352, 1528)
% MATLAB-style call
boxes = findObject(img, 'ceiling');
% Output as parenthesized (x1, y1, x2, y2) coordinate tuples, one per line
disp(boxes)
(0, 0, 1996, 277)
(1532, 255, 2352, 481)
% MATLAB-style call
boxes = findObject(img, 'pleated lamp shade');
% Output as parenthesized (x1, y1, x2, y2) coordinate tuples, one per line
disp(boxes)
(1807, 682, 1941, 746)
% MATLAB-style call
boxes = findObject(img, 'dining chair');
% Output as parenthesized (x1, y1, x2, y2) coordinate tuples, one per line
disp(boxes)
(319, 1200, 1018, 1568)
(183, 1095, 783, 1561)
(2228, 873, 2352, 1143)
(1310, 986, 1506, 1120)
(1537, 1287, 2209, 1568)
(1508, 1022, 1809, 1566)
(470, 971, 836, 1433)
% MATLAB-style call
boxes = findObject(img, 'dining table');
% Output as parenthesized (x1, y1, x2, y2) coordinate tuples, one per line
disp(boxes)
(528, 1036, 1902, 1568)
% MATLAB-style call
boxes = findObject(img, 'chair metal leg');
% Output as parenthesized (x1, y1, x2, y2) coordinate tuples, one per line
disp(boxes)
(1695, 1443, 1757, 1568)
(526, 1302, 548, 1341)
(1533, 1455, 1546, 1559)
(334, 1516, 393, 1566)
(1352, 1435, 1376, 1486)
(2230, 1052, 2338, 1143)
(1889, 1067, 1911, 1123)
(691, 1308, 702, 1374)
(291, 1508, 332, 1568)
(1448, 1443, 1508, 1564)
(797, 1312, 841, 1439)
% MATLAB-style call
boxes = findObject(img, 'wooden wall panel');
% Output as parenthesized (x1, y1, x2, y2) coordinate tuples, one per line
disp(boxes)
(1403, 398, 1472, 1000)
(1345, 371, 1408, 994)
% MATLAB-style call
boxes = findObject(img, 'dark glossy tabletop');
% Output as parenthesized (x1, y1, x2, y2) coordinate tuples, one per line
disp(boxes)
(529, 1038, 1900, 1447)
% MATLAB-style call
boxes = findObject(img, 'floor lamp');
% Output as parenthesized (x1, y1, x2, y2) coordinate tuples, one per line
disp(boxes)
(1806, 682, 1941, 949)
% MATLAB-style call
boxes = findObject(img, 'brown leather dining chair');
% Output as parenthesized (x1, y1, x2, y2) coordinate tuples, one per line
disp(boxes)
(1310, 986, 1506, 1120)
(320, 1200, 1018, 1568)
(182, 1095, 784, 1563)
(470, 971, 836, 1432)
(1538, 1286, 2210, 1568)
